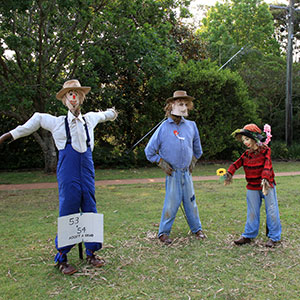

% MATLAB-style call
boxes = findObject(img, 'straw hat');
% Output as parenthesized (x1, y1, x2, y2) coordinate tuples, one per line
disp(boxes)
(166, 90, 195, 102)
(56, 79, 91, 100)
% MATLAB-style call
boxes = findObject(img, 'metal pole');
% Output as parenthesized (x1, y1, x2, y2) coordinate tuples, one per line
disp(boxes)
(218, 46, 245, 71)
(125, 117, 167, 154)
(285, 0, 294, 146)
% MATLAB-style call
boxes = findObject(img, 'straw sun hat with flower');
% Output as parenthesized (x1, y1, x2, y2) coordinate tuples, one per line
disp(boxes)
(231, 124, 267, 145)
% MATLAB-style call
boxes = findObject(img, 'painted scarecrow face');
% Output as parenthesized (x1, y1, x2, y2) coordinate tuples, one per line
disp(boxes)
(171, 99, 189, 117)
(241, 135, 257, 150)
(65, 90, 80, 111)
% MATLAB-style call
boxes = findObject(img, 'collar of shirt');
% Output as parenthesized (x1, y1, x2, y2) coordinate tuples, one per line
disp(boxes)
(167, 117, 186, 124)
(67, 110, 85, 124)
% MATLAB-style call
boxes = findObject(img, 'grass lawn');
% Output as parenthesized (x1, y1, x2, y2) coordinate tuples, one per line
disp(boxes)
(0, 174, 300, 299)
(0, 160, 300, 184)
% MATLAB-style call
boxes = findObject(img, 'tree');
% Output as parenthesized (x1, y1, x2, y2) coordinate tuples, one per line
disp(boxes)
(0, 0, 192, 172)
(198, 0, 281, 65)
(0, 0, 113, 172)
(270, 0, 300, 59)
(238, 55, 300, 141)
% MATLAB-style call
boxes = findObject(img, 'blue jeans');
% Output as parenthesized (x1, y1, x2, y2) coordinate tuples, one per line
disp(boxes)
(242, 186, 281, 241)
(158, 169, 202, 237)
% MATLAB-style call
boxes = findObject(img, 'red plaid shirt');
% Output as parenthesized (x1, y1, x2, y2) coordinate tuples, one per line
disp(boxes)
(227, 147, 275, 190)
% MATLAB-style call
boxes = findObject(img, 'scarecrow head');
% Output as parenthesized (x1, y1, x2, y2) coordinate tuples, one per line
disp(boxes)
(232, 123, 269, 149)
(56, 79, 91, 112)
(164, 90, 194, 117)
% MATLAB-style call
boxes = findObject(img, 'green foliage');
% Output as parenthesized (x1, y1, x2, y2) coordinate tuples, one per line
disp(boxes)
(0, 0, 195, 171)
(0, 115, 44, 170)
(199, 0, 281, 64)
(271, 140, 300, 160)
(198, 0, 300, 145)
(270, 1, 300, 57)
(238, 56, 300, 141)
(271, 141, 290, 159)
(1, 0, 299, 171)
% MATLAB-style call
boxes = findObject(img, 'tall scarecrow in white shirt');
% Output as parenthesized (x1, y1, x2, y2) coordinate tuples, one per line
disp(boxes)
(145, 90, 205, 245)
(0, 80, 117, 275)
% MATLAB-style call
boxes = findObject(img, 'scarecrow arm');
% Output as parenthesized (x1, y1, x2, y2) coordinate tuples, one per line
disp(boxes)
(189, 155, 197, 173)
(103, 108, 118, 121)
(261, 179, 270, 196)
(261, 148, 273, 182)
(158, 158, 173, 176)
(224, 172, 233, 185)
(0, 132, 13, 145)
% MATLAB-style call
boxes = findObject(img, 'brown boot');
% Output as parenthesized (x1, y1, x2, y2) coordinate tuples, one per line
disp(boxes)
(234, 236, 252, 245)
(265, 239, 278, 248)
(159, 234, 172, 245)
(86, 255, 105, 267)
(56, 262, 77, 275)
(195, 230, 206, 240)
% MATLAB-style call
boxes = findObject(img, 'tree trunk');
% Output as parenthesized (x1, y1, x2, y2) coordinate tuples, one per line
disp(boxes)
(43, 135, 57, 174)
(33, 129, 57, 173)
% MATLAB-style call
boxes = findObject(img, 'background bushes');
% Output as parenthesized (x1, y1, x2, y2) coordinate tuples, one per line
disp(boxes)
(1, 60, 299, 171)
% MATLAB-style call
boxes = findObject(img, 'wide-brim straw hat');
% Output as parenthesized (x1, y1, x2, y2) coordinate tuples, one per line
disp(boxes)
(166, 90, 195, 102)
(56, 79, 91, 100)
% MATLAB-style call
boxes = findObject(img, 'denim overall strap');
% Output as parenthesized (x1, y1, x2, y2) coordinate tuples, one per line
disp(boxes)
(64, 116, 90, 148)
(64, 117, 71, 146)
(82, 116, 90, 148)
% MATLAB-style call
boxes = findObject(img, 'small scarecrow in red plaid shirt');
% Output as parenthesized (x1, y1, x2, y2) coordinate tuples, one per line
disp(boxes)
(224, 124, 281, 248)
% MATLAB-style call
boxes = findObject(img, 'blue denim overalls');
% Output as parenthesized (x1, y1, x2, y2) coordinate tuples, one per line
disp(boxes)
(54, 117, 101, 263)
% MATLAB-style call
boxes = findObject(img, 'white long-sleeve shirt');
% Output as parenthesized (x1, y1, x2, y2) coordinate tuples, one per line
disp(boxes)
(10, 109, 116, 153)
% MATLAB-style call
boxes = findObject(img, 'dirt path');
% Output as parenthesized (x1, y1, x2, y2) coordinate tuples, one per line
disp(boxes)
(0, 171, 300, 191)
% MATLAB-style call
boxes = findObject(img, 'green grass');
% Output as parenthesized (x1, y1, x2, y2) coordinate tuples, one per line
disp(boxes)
(0, 160, 300, 184)
(0, 175, 300, 299)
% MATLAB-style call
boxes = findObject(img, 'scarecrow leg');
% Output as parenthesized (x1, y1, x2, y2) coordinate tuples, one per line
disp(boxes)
(179, 202, 190, 233)
(266, 224, 269, 237)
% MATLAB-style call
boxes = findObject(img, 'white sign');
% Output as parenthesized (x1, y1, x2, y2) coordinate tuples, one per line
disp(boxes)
(57, 213, 103, 248)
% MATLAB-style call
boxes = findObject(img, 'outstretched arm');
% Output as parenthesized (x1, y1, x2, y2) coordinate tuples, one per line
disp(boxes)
(224, 153, 245, 185)
(85, 108, 118, 127)
(104, 107, 118, 121)
(0, 132, 13, 145)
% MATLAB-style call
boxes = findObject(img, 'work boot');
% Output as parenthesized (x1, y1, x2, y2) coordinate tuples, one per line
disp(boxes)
(234, 236, 251, 245)
(195, 230, 206, 240)
(159, 234, 172, 245)
(86, 254, 105, 267)
(265, 239, 277, 248)
(56, 262, 77, 275)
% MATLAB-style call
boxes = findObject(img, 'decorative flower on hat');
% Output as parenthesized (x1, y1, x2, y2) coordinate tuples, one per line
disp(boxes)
(263, 124, 272, 145)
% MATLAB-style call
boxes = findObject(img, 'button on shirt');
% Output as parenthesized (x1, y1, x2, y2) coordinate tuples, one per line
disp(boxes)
(10, 110, 116, 153)
(145, 117, 203, 170)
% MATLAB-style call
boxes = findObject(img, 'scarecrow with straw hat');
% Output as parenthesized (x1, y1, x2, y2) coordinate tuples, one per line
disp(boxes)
(145, 90, 205, 244)
(224, 123, 281, 248)
(0, 79, 117, 274)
